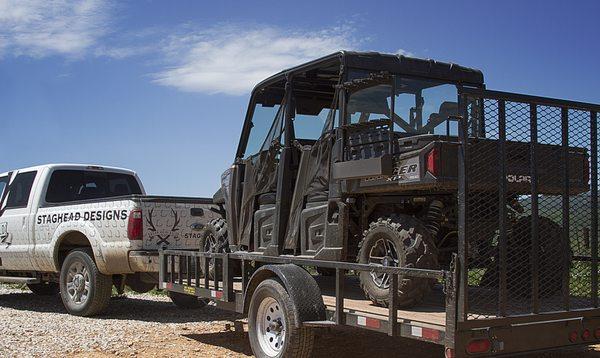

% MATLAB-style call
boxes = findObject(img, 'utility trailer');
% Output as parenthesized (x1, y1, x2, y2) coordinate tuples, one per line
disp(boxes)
(160, 52, 600, 357)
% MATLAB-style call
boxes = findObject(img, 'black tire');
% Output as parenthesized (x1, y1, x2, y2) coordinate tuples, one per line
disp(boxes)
(168, 291, 208, 309)
(248, 278, 314, 358)
(59, 248, 112, 317)
(126, 273, 156, 294)
(507, 216, 569, 297)
(199, 218, 239, 278)
(358, 215, 438, 308)
(27, 282, 59, 296)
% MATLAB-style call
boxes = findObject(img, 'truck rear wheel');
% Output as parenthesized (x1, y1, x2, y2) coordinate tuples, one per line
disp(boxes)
(59, 249, 112, 317)
(27, 282, 59, 296)
(168, 291, 208, 309)
(248, 278, 314, 358)
(358, 216, 438, 308)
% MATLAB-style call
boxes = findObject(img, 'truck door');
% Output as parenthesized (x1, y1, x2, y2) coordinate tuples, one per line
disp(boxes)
(0, 170, 37, 270)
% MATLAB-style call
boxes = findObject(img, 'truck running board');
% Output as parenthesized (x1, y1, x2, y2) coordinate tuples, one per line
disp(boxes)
(0, 276, 39, 284)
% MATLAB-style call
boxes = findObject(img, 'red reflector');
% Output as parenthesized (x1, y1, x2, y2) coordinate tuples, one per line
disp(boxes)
(445, 348, 455, 358)
(426, 147, 440, 176)
(127, 209, 143, 240)
(466, 339, 491, 354)
(569, 331, 578, 343)
(422, 328, 441, 341)
(356, 316, 381, 329)
(582, 329, 591, 341)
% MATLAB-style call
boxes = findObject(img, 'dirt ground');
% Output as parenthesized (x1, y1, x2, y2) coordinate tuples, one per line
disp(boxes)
(1, 286, 600, 357)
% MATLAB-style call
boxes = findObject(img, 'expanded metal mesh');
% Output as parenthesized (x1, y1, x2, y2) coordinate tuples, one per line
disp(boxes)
(462, 94, 598, 320)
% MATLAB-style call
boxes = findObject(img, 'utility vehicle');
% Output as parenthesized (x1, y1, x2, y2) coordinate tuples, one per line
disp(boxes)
(160, 51, 600, 357)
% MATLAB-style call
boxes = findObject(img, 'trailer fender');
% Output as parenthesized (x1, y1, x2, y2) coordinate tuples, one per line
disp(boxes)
(243, 264, 326, 327)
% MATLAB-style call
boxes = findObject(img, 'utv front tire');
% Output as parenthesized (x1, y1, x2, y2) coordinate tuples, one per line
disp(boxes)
(27, 282, 59, 296)
(59, 249, 112, 317)
(358, 216, 438, 308)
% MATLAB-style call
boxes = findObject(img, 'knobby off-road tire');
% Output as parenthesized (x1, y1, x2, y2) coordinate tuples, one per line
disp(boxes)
(358, 215, 438, 308)
(248, 278, 314, 358)
(27, 282, 59, 296)
(59, 248, 112, 317)
(168, 291, 208, 309)
(199, 218, 239, 278)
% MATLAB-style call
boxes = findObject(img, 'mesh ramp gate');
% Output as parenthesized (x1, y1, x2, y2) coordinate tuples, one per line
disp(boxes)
(457, 88, 599, 320)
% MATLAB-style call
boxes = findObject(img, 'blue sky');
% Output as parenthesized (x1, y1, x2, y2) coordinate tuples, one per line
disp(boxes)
(0, 0, 599, 196)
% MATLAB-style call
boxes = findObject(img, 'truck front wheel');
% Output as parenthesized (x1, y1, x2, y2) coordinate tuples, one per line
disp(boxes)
(59, 249, 112, 317)
(358, 216, 438, 308)
(248, 278, 314, 358)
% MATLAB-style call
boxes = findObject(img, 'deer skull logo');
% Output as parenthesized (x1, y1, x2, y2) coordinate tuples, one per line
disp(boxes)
(145, 208, 181, 246)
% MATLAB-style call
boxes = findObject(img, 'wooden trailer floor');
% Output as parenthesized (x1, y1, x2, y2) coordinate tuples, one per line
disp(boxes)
(313, 276, 446, 328)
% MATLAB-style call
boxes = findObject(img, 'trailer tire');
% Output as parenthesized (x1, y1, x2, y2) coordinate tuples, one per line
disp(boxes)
(27, 282, 59, 296)
(59, 248, 112, 317)
(248, 278, 314, 358)
(168, 291, 208, 309)
(358, 215, 438, 308)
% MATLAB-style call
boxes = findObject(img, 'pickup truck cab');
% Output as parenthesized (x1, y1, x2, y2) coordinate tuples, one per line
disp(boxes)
(0, 164, 219, 316)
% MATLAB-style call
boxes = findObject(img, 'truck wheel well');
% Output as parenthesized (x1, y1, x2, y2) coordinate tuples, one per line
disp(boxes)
(56, 231, 93, 268)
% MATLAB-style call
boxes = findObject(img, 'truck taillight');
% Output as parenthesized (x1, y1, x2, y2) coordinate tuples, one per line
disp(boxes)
(127, 209, 143, 240)
(426, 147, 440, 177)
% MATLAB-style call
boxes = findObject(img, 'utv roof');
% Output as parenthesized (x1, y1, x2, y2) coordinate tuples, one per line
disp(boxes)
(254, 51, 484, 91)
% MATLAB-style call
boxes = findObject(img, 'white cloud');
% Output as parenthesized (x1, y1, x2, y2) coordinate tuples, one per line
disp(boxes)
(396, 48, 415, 57)
(152, 25, 357, 95)
(0, 0, 110, 58)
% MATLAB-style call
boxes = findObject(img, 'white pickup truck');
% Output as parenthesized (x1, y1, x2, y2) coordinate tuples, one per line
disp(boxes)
(0, 164, 220, 316)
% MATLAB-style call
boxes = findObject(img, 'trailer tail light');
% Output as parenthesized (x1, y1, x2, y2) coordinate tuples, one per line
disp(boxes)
(426, 147, 440, 177)
(582, 329, 591, 341)
(595, 328, 600, 340)
(569, 331, 578, 343)
(466, 339, 491, 354)
(127, 209, 143, 240)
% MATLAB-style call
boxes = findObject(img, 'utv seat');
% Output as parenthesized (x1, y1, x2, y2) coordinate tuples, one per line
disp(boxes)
(258, 192, 277, 206)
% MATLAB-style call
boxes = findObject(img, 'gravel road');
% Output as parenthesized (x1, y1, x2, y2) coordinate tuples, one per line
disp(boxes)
(1, 284, 599, 357)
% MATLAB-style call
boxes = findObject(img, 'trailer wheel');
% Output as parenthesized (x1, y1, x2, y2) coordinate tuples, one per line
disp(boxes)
(168, 291, 208, 309)
(27, 282, 59, 296)
(59, 248, 112, 316)
(358, 216, 438, 308)
(248, 278, 314, 358)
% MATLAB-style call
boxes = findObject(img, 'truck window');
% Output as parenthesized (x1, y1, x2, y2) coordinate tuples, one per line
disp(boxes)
(5, 171, 37, 209)
(45, 170, 142, 203)
(0, 176, 7, 199)
(245, 103, 283, 158)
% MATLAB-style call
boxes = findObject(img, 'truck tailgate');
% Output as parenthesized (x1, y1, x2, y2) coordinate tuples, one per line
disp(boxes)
(138, 196, 222, 250)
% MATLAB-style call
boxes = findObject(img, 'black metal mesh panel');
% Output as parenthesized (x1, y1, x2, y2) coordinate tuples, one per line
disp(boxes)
(462, 93, 598, 320)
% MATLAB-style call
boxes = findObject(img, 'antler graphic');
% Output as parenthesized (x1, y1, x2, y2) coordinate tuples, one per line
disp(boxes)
(170, 209, 180, 232)
(145, 208, 157, 232)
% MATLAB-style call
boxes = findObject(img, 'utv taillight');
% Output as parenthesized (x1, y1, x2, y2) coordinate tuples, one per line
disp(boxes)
(127, 209, 143, 240)
(426, 147, 440, 177)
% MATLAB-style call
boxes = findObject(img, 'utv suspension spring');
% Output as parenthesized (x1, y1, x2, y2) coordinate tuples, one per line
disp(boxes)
(425, 200, 444, 238)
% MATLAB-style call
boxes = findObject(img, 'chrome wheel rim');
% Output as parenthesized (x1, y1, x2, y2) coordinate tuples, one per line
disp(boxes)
(256, 297, 285, 357)
(66, 261, 90, 305)
(368, 237, 399, 289)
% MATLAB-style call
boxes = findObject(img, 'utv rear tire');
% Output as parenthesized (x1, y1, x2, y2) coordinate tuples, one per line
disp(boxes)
(169, 291, 208, 309)
(27, 282, 59, 296)
(59, 249, 112, 317)
(358, 216, 438, 308)
(248, 278, 314, 358)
